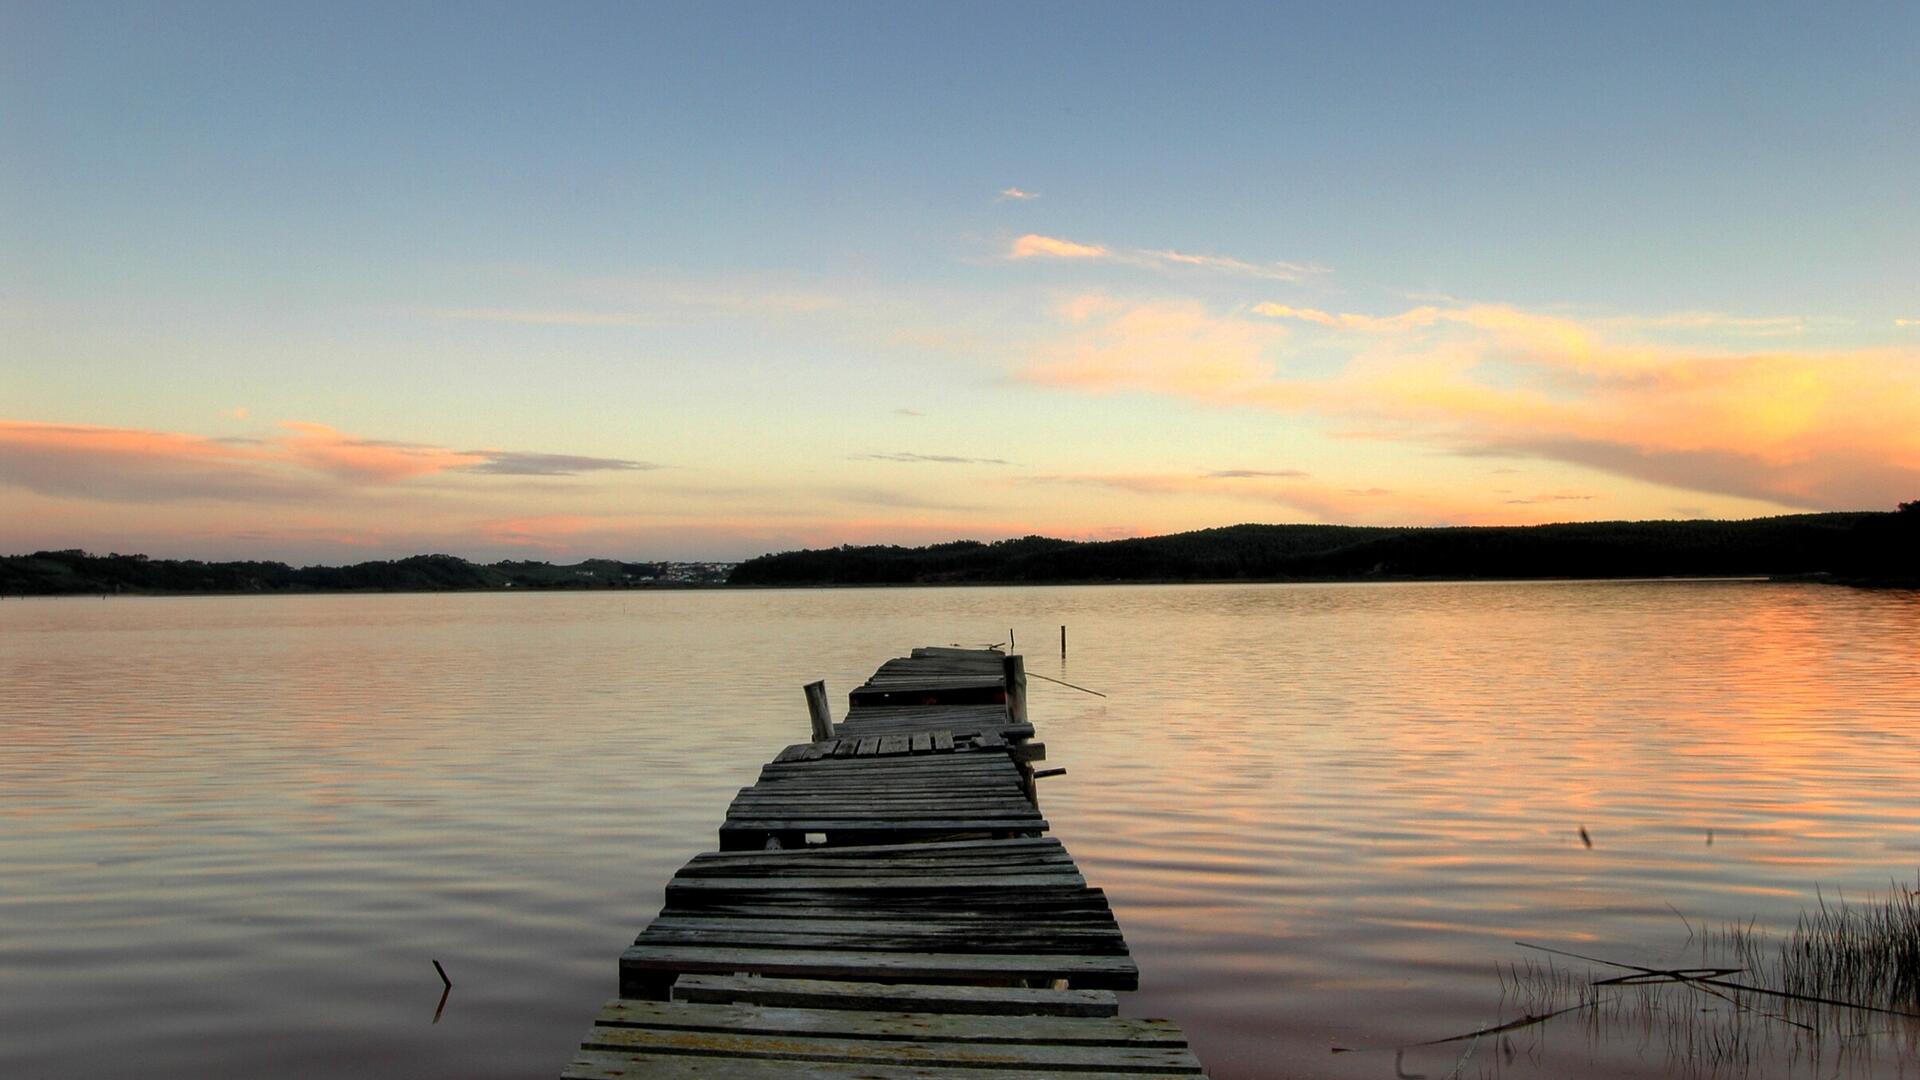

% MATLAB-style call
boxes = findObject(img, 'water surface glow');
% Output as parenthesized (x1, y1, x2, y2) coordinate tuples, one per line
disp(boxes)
(2, 582, 1917, 1078)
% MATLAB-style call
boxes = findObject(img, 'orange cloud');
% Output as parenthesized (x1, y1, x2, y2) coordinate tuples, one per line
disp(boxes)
(0, 421, 300, 502)
(1026, 297, 1295, 400)
(278, 422, 487, 483)
(1026, 300, 1920, 509)
(0, 419, 651, 504)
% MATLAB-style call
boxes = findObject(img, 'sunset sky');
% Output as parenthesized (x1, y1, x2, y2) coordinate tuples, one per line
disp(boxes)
(4, 3, 1917, 562)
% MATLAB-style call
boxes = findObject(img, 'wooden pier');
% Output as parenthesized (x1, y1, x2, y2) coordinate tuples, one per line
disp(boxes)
(562, 646, 1208, 1078)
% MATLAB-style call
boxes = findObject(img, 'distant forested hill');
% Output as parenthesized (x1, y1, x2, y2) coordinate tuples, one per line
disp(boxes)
(5, 509, 1912, 595)
(730, 512, 1917, 586)
(0, 551, 730, 595)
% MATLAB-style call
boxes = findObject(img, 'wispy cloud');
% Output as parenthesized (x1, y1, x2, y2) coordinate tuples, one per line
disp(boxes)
(414, 280, 842, 329)
(1024, 470, 1519, 525)
(854, 452, 1014, 466)
(458, 452, 659, 476)
(0, 419, 657, 505)
(1208, 468, 1310, 479)
(1503, 492, 1597, 505)
(1599, 311, 1820, 336)
(996, 187, 1039, 202)
(825, 486, 980, 511)
(1023, 298, 1920, 510)
(1898, 318, 1919, 328)
(1143, 249, 1322, 281)
(1010, 234, 1322, 281)
(893, 408, 926, 417)
(1010, 234, 1109, 259)
(417, 307, 663, 327)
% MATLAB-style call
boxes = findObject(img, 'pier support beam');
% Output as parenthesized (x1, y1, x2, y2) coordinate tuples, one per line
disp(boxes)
(803, 680, 834, 742)
(1002, 654, 1027, 726)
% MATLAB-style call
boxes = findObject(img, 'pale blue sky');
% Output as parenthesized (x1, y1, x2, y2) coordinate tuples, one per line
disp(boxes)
(3, 3, 1917, 560)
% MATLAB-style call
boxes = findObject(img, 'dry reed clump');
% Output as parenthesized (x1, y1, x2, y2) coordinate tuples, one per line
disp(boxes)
(1478, 881, 1920, 1077)
(1779, 884, 1920, 1015)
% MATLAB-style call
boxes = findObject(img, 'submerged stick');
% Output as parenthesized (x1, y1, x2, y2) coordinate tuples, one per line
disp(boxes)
(1332, 999, 1604, 1054)
(1027, 672, 1106, 697)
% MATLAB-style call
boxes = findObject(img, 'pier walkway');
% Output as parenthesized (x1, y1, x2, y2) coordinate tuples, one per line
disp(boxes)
(562, 646, 1207, 1078)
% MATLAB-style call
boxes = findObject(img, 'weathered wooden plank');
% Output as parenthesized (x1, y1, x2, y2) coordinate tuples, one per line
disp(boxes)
(646, 915, 1119, 938)
(669, 871, 1081, 894)
(719, 821, 1046, 840)
(761, 754, 1015, 768)
(680, 854, 1071, 874)
(764, 752, 1017, 767)
(687, 837, 1063, 861)
(670, 975, 1120, 1017)
(739, 787, 1031, 801)
(565, 1048, 1208, 1079)
(594, 999, 1186, 1045)
(620, 944, 1141, 991)
(727, 787, 1038, 802)
(636, 925, 1128, 954)
(717, 825, 1049, 850)
(578, 1025, 1203, 1071)
(738, 781, 1027, 796)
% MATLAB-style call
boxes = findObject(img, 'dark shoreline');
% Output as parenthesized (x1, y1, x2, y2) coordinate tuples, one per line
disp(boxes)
(15, 574, 1912, 601)
(5, 510, 1914, 596)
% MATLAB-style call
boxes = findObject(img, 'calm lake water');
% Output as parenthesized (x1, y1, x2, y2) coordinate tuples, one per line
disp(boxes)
(3, 582, 1918, 1079)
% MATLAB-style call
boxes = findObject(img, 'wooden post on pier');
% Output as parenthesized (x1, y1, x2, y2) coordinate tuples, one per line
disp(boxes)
(803, 680, 833, 742)
(1002, 653, 1027, 725)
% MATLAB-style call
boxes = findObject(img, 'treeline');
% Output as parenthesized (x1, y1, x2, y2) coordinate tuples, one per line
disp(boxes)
(730, 510, 1919, 586)
(7, 508, 1913, 595)
(0, 551, 725, 595)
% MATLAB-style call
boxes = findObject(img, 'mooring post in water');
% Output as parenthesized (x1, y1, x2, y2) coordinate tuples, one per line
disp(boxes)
(1002, 653, 1028, 725)
(1060, 624, 1067, 658)
(803, 680, 834, 742)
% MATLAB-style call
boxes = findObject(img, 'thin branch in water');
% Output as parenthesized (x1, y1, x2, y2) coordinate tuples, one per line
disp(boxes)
(1666, 901, 1695, 939)
(1332, 999, 1607, 1054)
(1027, 671, 1106, 697)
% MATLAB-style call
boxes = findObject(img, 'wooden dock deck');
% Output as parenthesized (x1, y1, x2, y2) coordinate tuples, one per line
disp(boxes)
(562, 646, 1208, 1078)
